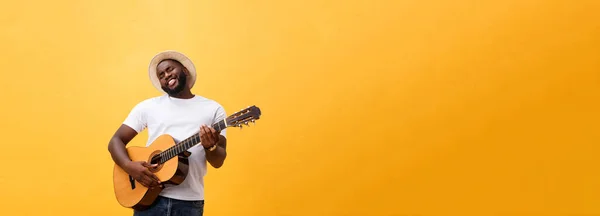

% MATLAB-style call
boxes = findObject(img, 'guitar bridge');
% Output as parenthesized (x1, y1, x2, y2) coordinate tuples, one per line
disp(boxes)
(129, 175, 136, 189)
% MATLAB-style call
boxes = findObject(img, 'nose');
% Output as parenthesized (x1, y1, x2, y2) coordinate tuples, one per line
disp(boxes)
(164, 71, 175, 79)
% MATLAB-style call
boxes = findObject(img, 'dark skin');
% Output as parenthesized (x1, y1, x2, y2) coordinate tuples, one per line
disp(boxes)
(107, 59, 227, 188)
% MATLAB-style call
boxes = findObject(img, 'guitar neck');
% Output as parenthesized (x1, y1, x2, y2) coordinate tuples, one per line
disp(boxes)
(154, 119, 227, 164)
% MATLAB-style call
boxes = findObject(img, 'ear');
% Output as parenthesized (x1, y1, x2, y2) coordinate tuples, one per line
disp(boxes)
(182, 67, 190, 76)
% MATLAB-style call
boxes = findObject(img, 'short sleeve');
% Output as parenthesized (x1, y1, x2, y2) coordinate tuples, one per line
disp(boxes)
(123, 102, 147, 133)
(214, 105, 227, 137)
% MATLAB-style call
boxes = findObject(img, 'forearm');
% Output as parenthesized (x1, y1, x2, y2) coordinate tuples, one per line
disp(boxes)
(108, 137, 133, 169)
(205, 136, 227, 168)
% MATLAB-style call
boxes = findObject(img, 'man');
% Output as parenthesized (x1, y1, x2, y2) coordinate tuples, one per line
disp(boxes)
(108, 50, 228, 216)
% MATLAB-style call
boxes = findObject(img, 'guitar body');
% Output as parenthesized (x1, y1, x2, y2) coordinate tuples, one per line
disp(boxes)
(112, 134, 190, 210)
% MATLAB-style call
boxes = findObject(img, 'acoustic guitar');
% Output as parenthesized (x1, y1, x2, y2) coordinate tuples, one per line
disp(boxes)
(112, 105, 261, 210)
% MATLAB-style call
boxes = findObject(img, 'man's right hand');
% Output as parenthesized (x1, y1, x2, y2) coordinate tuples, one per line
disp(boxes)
(125, 161, 161, 188)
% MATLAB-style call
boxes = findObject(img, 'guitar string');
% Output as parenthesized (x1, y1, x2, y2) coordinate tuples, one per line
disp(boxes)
(154, 109, 254, 162)
(154, 119, 227, 163)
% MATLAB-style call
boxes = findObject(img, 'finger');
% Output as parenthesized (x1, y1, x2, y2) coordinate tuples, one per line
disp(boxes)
(203, 125, 210, 136)
(200, 126, 210, 143)
(200, 125, 207, 136)
(203, 125, 217, 147)
(200, 126, 209, 141)
(144, 169, 157, 180)
(209, 127, 218, 140)
(138, 177, 149, 187)
(143, 175, 156, 187)
(205, 126, 214, 138)
(146, 171, 160, 184)
(200, 128, 206, 141)
(142, 173, 152, 184)
(205, 134, 214, 146)
(204, 127, 212, 141)
(145, 170, 160, 182)
(142, 163, 157, 168)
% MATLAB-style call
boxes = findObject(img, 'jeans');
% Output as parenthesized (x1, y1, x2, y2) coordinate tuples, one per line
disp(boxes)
(133, 196, 204, 216)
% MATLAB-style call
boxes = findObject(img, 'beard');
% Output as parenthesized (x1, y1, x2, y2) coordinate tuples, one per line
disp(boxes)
(162, 73, 187, 96)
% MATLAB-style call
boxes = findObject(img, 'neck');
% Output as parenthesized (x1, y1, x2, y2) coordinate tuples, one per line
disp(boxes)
(169, 89, 194, 99)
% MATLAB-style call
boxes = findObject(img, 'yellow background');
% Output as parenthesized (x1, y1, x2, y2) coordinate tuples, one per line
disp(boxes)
(1, 0, 599, 215)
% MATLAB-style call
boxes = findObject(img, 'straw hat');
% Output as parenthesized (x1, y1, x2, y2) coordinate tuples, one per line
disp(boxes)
(148, 50, 197, 93)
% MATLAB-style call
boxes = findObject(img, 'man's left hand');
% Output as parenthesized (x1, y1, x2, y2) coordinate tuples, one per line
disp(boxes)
(200, 124, 219, 149)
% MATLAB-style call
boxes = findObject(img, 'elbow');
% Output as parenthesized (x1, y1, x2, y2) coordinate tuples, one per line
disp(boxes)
(107, 136, 118, 153)
(211, 157, 226, 169)
(212, 160, 225, 169)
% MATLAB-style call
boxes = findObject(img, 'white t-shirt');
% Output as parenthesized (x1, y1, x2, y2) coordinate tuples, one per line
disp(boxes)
(122, 94, 227, 201)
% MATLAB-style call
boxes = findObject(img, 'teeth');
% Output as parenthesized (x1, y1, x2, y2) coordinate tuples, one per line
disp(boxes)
(168, 79, 176, 85)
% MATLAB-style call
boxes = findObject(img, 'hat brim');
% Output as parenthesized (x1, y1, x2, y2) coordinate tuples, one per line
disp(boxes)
(148, 50, 197, 93)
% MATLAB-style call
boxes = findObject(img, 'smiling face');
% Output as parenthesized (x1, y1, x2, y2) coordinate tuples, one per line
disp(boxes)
(156, 59, 188, 96)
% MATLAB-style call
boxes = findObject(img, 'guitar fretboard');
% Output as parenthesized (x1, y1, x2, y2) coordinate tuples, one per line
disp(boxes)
(154, 119, 227, 164)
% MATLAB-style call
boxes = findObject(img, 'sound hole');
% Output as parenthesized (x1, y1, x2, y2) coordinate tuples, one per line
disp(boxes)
(150, 155, 161, 164)
(147, 150, 164, 172)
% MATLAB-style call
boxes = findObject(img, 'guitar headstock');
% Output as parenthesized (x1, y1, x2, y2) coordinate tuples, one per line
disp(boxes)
(226, 105, 261, 128)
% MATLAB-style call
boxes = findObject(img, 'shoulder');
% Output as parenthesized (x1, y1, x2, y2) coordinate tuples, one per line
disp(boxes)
(193, 95, 227, 118)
